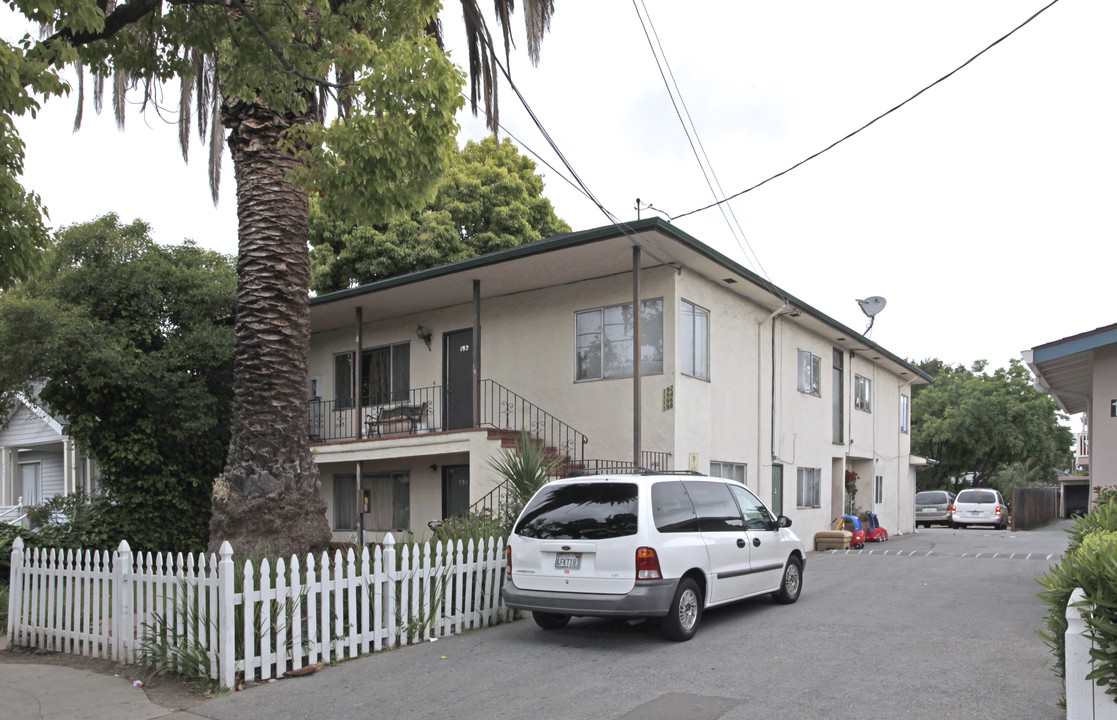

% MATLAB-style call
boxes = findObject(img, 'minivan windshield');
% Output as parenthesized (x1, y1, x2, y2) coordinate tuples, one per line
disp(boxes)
(514, 483, 639, 539)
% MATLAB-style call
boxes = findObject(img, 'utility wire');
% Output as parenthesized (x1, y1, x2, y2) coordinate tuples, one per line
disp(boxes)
(458, 0, 680, 268)
(672, 0, 1064, 222)
(633, 0, 771, 280)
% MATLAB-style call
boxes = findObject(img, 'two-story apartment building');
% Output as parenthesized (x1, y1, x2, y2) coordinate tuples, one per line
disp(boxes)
(307, 219, 932, 544)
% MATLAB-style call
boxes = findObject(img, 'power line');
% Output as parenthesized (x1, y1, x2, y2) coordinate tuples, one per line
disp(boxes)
(672, 0, 1064, 222)
(632, 0, 771, 281)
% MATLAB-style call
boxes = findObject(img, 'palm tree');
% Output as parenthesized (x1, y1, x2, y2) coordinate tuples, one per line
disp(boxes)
(28, 0, 557, 558)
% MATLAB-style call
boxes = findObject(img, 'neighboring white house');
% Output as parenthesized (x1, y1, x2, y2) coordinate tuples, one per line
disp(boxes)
(0, 393, 98, 524)
(307, 219, 933, 544)
(1024, 322, 1117, 514)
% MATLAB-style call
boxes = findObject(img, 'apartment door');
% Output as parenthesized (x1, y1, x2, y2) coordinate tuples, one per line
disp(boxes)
(771, 464, 784, 517)
(442, 465, 471, 518)
(443, 329, 474, 431)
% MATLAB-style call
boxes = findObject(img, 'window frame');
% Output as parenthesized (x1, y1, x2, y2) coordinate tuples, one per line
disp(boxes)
(797, 349, 821, 396)
(900, 394, 910, 433)
(874, 475, 884, 505)
(680, 299, 710, 381)
(796, 467, 822, 509)
(854, 374, 872, 412)
(709, 461, 746, 485)
(575, 298, 664, 382)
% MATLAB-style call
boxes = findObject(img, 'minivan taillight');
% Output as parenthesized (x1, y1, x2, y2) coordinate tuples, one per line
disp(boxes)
(505, 546, 512, 575)
(947, 505, 956, 514)
(636, 547, 662, 580)
(995, 506, 1002, 516)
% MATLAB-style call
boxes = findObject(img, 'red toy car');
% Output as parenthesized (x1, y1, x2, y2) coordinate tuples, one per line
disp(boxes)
(863, 512, 889, 542)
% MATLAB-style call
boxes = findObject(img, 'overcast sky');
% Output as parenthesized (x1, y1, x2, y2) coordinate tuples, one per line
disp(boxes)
(10, 0, 1116, 393)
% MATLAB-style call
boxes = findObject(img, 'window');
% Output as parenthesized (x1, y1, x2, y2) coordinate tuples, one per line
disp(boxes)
(680, 300, 709, 380)
(874, 475, 884, 505)
(517, 483, 639, 538)
(575, 299, 664, 381)
(18, 462, 41, 506)
(361, 343, 410, 406)
(334, 474, 357, 530)
(728, 483, 773, 531)
(900, 394, 910, 433)
(797, 350, 821, 396)
(334, 343, 411, 409)
(710, 461, 746, 485)
(796, 467, 821, 509)
(367, 472, 411, 532)
(683, 481, 745, 533)
(854, 374, 872, 412)
(334, 352, 354, 409)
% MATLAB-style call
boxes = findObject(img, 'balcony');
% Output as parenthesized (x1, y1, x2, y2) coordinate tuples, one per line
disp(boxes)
(307, 379, 588, 470)
(1077, 431, 1089, 467)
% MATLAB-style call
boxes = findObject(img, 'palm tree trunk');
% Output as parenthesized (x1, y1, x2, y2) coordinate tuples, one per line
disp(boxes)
(208, 98, 331, 558)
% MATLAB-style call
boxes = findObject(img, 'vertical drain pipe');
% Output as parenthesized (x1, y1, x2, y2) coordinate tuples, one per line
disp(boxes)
(633, 246, 642, 468)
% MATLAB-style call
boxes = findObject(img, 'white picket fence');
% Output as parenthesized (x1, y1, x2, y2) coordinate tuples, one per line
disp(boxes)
(6, 534, 511, 689)
(1066, 588, 1117, 720)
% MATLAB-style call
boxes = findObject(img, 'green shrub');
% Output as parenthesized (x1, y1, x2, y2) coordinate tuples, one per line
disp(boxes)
(0, 523, 40, 584)
(1038, 503, 1117, 700)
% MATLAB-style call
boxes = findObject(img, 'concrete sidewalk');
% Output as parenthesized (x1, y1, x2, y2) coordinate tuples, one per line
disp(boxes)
(0, 662, 200, 720)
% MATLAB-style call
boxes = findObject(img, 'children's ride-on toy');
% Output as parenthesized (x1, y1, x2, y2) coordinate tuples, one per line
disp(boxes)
(863, 511, 889, 542)
(834, 515, 866, 549)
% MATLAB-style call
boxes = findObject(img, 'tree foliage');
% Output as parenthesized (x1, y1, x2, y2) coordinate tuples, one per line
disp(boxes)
(310, 136, 571, 293)
(5, 0, 555, 558)
(911, 358, 1074, 492)
(0, 214, 235, 552)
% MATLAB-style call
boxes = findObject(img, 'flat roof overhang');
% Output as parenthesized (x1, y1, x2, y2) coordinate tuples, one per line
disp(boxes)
(310, 219, 932, 385)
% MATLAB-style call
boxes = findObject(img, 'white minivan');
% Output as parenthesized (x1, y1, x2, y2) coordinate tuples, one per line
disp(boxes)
(502, 472, 806, 641)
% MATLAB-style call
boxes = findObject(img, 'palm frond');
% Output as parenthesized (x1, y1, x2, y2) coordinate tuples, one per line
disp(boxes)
(73, 63, 85, 132)
(208, 81, 224, 205)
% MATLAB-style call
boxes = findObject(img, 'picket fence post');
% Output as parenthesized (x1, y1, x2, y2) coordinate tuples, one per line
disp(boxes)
(217, 541, 236, 690)
(8, 537, 25, 644)
(112, 540, 133, 663)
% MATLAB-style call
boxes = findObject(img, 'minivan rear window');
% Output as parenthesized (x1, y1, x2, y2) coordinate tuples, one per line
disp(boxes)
(916, 491, 949, 505)
(514, 483, 638, 539)
(956, 490, 996, 504)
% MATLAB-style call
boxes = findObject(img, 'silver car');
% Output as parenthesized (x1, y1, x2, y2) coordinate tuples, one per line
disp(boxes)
(950, 488, 1009, 529)
(915, 490, 954, 528)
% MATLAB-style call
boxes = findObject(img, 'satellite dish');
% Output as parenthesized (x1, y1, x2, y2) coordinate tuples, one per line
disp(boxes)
(856, 296, 887, 318)
(856, 296, 887, 336)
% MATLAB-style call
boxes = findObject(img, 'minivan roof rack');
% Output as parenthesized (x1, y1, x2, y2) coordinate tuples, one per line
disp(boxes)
(565, 467, 707, 477)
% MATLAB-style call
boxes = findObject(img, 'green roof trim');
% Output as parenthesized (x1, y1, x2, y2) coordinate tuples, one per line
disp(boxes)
(311, 217, 932, 383)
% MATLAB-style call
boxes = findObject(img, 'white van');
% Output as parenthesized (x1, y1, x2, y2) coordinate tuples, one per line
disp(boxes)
(502, 472, 805, 641)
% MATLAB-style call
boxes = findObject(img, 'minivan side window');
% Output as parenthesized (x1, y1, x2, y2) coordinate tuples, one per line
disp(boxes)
(514, 483, 639, 539)
(683, 481, 745, 532)
(652, 481, 699, 533)
(727, 484, 773, 531)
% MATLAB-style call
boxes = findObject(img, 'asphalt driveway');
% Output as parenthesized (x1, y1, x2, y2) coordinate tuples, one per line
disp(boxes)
(183, 521, 1070, 720)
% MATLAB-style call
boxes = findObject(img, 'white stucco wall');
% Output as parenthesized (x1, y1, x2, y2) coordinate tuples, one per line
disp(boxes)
(1093, 344, 1117, 495)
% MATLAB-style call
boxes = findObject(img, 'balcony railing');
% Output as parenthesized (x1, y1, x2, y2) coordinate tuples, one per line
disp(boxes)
(308, 380, 588, 471)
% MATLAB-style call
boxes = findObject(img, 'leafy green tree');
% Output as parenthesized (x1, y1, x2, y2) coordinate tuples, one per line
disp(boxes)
(912, 358, 1074, 491)
(310, 136, 571, 292)
(0, 214, 235, 552)
(3, 0, 556, 558)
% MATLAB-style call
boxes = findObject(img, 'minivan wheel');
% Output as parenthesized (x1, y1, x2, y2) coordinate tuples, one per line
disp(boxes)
(772, 556, 803, 605)
(661, 578, 702, 642)
(532, 612, 571, 630)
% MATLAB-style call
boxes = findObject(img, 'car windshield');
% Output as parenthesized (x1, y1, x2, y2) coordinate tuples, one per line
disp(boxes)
(514, 482, 639, 539)
(916, 492, 949, 505)
(957, 490, 997, 504)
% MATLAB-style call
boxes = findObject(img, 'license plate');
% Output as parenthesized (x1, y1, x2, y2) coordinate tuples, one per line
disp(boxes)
(555, 552, 581, 570)
(921, 508, 936, 512)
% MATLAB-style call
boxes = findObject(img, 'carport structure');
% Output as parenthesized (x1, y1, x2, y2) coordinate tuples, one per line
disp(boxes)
(1023, 322, 1117, 512)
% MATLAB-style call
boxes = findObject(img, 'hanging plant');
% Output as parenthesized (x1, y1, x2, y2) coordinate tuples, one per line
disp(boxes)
(844, 469, 860, 494)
